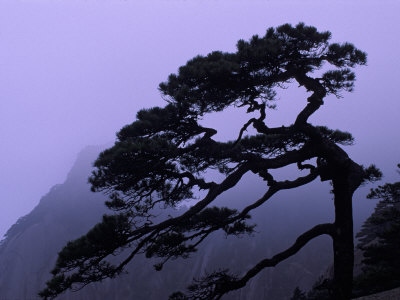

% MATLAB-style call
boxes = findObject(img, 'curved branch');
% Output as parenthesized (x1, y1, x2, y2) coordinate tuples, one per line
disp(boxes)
(295, 99, 323, 126)
(237, 223, 334, 283)
(214, 223, 335, 298)
(293, 73, 326, 125)
(233, 118, 256, 146)
(228, 167, 320, 226)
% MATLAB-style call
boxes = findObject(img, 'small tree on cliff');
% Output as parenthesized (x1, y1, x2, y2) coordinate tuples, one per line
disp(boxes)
(354, 165, 400, 296)
(40, 23, 377, 300)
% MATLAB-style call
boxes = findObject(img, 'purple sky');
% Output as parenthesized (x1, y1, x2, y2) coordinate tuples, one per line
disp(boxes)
(1, 0, 399, 238)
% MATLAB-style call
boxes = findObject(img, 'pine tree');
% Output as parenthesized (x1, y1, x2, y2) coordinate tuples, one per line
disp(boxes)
(39, 23, 375, 300)
(354, 165, 400, 296)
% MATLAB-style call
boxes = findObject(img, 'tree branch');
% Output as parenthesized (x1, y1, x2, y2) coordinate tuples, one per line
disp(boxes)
(237, 167, 319, 221)
(233, 223, 334, 288)
(293, 73, 326, 125)
(233, 118, 256, 146)
(188, 223, 335, 300)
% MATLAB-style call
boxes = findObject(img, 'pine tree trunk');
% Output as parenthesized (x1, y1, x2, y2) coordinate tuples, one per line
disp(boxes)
(332, 161, 363, 300)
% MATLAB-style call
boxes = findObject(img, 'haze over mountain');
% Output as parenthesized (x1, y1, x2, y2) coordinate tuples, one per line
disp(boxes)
(0, 146, 335, 300)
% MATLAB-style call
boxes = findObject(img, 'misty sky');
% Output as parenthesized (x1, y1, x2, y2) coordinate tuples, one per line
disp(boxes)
(1, 0, 399, 238)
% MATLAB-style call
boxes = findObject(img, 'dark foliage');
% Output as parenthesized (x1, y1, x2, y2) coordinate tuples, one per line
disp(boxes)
(290, 287, 307, 300)
(305, 277, 333, 300)
(40, 23, 370, 300)
(354, 165, 400, 297)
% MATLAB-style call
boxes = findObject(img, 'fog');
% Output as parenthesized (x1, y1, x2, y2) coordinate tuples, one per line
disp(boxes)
(1, 0, 399, 238)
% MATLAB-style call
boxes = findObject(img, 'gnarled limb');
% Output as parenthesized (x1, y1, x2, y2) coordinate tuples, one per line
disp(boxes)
(171, 223, 335, 300)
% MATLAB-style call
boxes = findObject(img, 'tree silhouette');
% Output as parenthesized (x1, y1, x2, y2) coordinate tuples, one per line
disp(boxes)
(40, 23, 377, 300)
(354, 165, 400, 296)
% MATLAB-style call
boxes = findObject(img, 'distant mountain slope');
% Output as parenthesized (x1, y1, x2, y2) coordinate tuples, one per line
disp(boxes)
(0, 146, 108, 299)
(0, 146, 333, 300)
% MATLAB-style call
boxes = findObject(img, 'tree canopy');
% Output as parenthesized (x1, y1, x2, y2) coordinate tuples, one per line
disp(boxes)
(39, 23, 375, 300)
